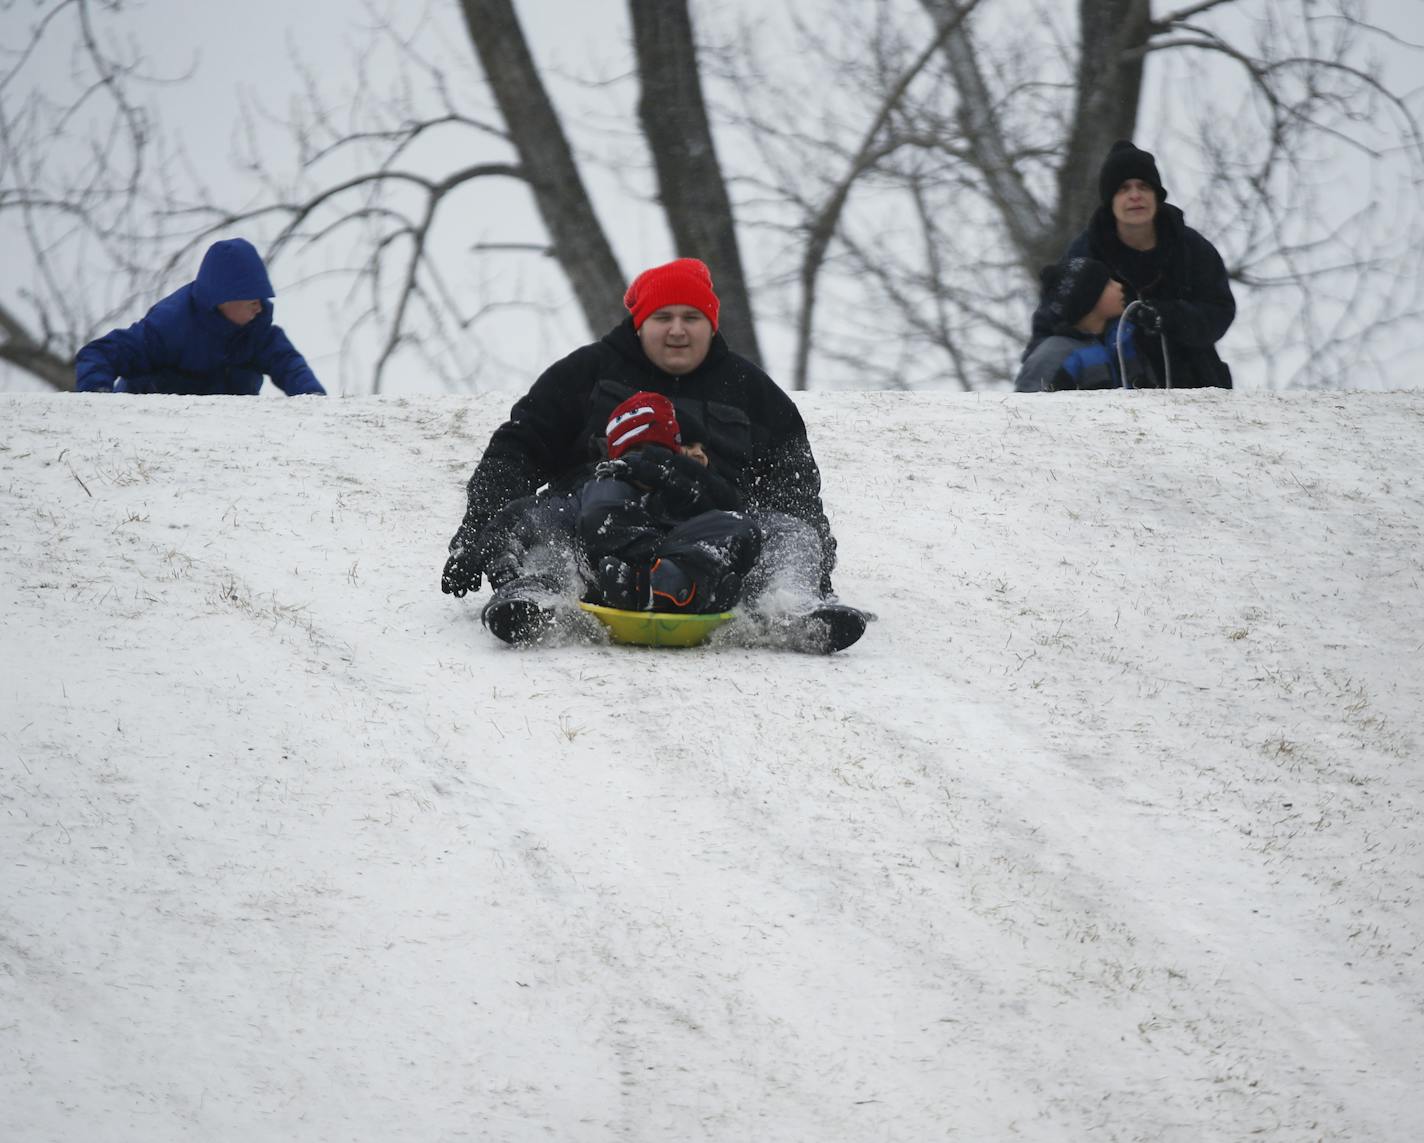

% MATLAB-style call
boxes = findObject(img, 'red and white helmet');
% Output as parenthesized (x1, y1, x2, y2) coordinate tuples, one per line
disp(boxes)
(605, 392, 681, 459)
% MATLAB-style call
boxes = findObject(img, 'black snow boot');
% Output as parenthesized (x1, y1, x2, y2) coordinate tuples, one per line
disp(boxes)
(647, 558, 743, 614)
(777, 602, 869, 654)
(648, 557, 698, 611)
(481, 573, 564, 646)
(595, 556, 649, 612)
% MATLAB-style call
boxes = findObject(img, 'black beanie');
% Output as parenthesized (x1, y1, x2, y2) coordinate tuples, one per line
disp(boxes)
(1098, 140, 1167, 208)
(1040, 258, 1112, 325)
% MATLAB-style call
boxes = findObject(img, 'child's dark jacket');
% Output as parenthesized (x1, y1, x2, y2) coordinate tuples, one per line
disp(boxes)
(577, 446, 745, 571)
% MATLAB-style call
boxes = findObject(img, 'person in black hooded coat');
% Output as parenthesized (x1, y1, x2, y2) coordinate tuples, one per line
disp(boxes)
(1026, 141, 1235, 389)
(441, 257, 865, 652)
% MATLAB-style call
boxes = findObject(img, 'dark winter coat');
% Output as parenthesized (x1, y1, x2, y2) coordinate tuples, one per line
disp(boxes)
(459, 318, 837, 588)
(1028, 205, 1234, 389)
(577, 446, 746, 569)
(74, 239, 325, 396)
(1015, 317, 1157, 392)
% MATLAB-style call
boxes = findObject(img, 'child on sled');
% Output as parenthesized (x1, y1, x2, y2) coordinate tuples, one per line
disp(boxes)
(577, 391, 761, 614)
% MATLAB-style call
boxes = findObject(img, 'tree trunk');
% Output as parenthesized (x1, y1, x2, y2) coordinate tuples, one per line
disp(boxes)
(1051, 0, 1150, 256)
(458, 0, 626, 334)
(628, 0, 762, 364)
(918, 0, 1147, 269)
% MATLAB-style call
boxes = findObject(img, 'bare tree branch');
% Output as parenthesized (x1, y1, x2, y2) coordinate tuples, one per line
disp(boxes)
(792, 0, 985, 389)
(916, 0, 1053, 268)
(0, 301, 74, 391)
(1153, 0, 1240, 25)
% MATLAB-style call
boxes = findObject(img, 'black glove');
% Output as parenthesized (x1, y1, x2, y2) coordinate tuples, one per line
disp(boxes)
(622, 447, 712, 516)
(441, 515, 494, 597)
(656, 471, 706, 517)
(441, 541, 482, 597)
(1133, 301, 1165, 335)
(617, 445, 677, 489)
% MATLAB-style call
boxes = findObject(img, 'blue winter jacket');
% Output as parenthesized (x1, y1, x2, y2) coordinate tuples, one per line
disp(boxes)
(74, 239, 325, 395)
(1015, 317, 1157, 392)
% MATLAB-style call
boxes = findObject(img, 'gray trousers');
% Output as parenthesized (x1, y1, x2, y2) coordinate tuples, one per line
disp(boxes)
(487, 499, 826, 612)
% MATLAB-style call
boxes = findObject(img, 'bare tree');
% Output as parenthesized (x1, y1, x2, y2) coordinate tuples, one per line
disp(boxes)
(2, 0, 758, 393)
(787, 0, 984, 390)
(0, 0, 193, 391)
(630, 0, 762, 362)
(714, 0, 1424, 389)
(4, 0, 1421, 394)
(186, 0, 762, 392)
(144, 2, 623, 394)
(458, 0, 625, 336)
(0, 303, 72, 390)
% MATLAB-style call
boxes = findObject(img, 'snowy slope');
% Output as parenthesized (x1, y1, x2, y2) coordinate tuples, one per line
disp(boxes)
(2, 390, 1422, 1142)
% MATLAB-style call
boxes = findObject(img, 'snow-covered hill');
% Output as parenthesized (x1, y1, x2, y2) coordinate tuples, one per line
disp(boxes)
(3, 390, 1421, 1142)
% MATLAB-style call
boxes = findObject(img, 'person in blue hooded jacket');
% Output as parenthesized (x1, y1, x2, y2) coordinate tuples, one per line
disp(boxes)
(74, 238, 325, 396)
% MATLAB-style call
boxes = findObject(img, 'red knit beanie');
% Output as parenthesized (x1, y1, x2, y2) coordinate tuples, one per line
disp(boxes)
(622, 258, 720, 331)
(605, 391, 682, 459)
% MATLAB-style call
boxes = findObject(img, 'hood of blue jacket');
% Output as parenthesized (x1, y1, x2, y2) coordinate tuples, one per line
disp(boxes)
(192, 238, 276, 311)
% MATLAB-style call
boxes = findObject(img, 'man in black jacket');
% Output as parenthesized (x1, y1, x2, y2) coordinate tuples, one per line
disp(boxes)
(1027, 141, 1235, 389)
(441, 258, 865, 652)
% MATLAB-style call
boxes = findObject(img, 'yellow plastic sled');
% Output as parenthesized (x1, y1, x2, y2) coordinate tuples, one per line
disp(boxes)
(578, 601, 734, 647)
